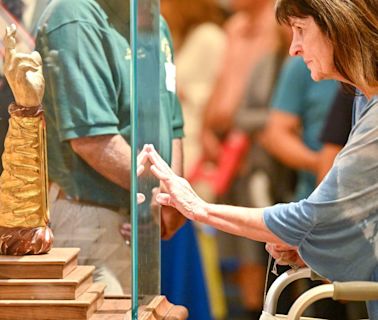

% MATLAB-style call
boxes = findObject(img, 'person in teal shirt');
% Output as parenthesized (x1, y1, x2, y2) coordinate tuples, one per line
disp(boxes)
(37, 0, 182, 210)
(36, 2, 211, 318)
(263, 56, 339, 200)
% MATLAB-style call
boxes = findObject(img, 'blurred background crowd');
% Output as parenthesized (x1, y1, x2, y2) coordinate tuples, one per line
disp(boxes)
(0, 0, 368, 319)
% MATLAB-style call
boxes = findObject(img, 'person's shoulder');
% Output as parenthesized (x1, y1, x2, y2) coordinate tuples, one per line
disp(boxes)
(42, 0, 102, 17)
(371, 96, 378, 107)
(364, 96, 378, 120)
(351, 96, 378, 138)
(38, 0, 107, 32)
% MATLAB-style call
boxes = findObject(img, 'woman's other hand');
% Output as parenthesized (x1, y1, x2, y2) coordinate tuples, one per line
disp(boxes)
(265, 243, 306, 268)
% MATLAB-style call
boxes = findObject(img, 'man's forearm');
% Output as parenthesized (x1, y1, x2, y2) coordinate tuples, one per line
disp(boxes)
(71, 136, 183, 191)
(70, 134, 132, 190)
(261, 111, 319, 174)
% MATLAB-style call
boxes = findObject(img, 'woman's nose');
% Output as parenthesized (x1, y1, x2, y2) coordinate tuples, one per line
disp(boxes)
(289, 36, 302, 57)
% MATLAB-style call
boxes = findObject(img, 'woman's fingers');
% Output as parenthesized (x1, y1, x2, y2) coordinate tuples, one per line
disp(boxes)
(150, 164, 171, 181)
(148, 145, 174, 174)
(265, 243, 281, 259)
(137, 193, 146, 204)
(120, 223, 131, 240)
(137, 164, 145, 176)
(156, 193, 172, 206)
(266, 243, 301, 266)
(137, 147, 149, 165)
(143, 144, 177, 181)
(136, 145, 153, 176)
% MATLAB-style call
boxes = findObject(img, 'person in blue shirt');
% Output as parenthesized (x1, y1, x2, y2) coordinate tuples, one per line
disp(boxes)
(144, 0, 378, 318)
(262, 56, 338, 201)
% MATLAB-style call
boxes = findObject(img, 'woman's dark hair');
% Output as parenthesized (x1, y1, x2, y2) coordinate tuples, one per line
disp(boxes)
(275, 0, 378, 88)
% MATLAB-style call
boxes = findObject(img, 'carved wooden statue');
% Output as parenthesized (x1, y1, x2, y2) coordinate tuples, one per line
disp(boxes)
(0, 24, 53, 255)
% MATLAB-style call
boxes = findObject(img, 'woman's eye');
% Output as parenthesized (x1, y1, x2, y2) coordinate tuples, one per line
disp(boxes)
(293, 25, 303, 35)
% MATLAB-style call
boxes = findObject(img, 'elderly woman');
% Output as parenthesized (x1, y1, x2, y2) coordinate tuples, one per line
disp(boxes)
(146, 0, 378, 318)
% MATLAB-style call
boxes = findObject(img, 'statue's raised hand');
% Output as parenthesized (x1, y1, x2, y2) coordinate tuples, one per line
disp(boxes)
(3, 24, 45, 107)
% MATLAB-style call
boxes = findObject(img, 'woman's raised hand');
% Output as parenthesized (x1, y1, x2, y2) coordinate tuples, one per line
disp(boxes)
(147, 144, 208, 221)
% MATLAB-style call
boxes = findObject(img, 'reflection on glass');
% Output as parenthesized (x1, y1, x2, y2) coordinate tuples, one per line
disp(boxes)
(131, 0, 161, 311)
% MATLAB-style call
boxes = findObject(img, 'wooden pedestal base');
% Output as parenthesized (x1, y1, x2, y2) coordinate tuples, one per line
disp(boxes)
(0, 248, 104, 319)
(0, 248, 188, 320)
(91, 296, 188, 320)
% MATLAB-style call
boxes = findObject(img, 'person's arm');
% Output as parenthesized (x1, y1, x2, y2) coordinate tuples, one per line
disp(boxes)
(261, 110, 319, 174)
(113, 138, 186, 240)
(200, 16, 252, 161)
(148, 144, 285, 244)
(200, 204, 284, 244)
(70, 134, 132, 190)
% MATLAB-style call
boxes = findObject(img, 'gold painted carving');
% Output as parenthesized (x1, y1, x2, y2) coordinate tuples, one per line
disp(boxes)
(0, 25, 52, 255)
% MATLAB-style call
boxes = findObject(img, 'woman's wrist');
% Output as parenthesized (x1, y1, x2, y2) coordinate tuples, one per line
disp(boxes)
(194, 200, 211, 223)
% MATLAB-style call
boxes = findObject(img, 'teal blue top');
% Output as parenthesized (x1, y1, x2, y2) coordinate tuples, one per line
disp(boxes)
(271, 57, 339, 200)
(36, 0, 183, 208)
(264, 96, 378, 319)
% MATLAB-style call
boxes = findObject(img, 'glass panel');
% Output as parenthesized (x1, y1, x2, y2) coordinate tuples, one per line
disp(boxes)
(130, 0, 161, 315)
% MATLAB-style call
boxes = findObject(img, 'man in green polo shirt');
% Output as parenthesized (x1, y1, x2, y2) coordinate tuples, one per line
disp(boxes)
(36, 0, 185, 295)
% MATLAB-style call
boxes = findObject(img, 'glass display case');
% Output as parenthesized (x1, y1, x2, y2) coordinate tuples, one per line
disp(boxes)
(0, 0, 186, 319)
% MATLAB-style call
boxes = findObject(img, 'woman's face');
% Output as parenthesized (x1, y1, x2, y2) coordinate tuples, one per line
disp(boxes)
(289, 16, 341, 82)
